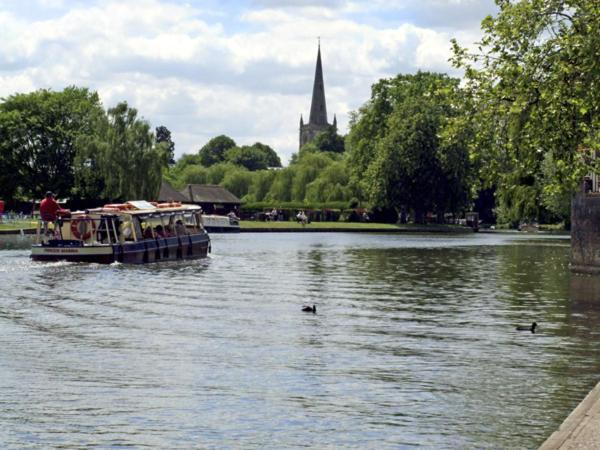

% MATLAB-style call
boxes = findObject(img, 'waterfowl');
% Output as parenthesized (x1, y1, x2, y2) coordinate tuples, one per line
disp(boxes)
(516, 322, 537, 333)
(302, 304, 316, 313)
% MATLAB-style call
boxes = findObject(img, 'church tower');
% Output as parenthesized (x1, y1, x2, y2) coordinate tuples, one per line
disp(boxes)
(299, 43, 337, 149)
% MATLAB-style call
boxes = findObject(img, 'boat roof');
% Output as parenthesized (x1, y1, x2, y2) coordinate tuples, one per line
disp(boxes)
(82, 201, 202, 216)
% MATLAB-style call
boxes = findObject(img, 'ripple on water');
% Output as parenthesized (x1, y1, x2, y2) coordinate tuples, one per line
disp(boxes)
(0, 232, 594, 449)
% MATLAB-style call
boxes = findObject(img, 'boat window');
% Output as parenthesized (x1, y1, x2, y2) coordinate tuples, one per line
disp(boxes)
(185, 212, 202, 232)
(96, 217, 111, 243)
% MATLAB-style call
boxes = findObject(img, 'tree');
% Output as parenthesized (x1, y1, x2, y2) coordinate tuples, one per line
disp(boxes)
(247, 170, 277, 202)
(156, 125, 175, 165)
(451, 0, 600, 223)
(0, 87, 105, 200)
(249, 142, 282, 167)
(221, 166, 253, 198)
(198, 135, 236, 167)
(347, 72, 472, 222)
(224, 143, 282, 171)
(311, 127, 345, 154)
(93, 102, 168, 200)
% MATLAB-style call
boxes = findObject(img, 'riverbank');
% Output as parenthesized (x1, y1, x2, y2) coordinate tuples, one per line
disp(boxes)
(239, 221, 474, 233)
(540, 381, 600, 449)
(0, 221, 475, 234)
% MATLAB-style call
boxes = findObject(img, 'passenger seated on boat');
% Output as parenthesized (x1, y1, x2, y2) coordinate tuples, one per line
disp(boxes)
(164, 225, 174, 237)
(143, 226, 154, 239)
(175, 220, 187, 236)
(155, 225, 166, 238)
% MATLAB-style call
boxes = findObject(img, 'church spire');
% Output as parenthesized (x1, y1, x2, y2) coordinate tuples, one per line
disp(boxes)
(308, 42, 328, 126)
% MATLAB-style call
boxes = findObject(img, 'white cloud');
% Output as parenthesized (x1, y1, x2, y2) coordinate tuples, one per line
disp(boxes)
(0, 0, 497, 163)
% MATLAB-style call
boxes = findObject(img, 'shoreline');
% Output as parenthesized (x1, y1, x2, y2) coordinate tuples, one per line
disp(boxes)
(0, 226, 571, 236)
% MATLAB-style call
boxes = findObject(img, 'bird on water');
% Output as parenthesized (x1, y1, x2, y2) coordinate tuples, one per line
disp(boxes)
(302, 304, 317, 313)
(516, 322, 537, 333)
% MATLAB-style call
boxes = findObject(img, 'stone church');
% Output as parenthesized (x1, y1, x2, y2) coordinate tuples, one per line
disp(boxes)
(299, 44, 337, 149)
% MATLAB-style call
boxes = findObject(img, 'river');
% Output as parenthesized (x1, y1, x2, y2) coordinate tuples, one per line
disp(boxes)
(1, 231, 598, 448)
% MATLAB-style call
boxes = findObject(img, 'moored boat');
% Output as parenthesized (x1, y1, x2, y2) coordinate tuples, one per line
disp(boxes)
(31, 200, 210, 264)
(201, 213, 240, 233)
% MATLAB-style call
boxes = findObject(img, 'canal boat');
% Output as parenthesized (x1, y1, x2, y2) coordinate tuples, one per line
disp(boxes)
(202, 213, 240, 233)
(31, 200, 210, 264)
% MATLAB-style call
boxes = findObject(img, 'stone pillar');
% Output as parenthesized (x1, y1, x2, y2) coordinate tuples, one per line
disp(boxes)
(571, 193, 600, 274)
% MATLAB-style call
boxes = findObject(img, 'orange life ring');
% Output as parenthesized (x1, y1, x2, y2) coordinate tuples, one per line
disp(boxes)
(71, 216, 96, 240)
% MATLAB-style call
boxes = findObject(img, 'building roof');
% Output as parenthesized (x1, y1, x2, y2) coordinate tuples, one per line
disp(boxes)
(157, 181, 189, 202)
(183, 184, 241, 205)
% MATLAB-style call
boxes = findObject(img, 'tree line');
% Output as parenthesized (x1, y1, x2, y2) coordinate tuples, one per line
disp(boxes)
(0, 87, 172, 203)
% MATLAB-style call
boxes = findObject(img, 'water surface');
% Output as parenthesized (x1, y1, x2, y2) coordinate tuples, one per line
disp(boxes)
(1, 232, 598, 448)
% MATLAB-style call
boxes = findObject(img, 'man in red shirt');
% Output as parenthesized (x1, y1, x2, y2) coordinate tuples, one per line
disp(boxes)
(40, 191, 63, 234)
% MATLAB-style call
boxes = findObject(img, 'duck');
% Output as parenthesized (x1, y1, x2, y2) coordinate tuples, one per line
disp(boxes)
(516, 322, 537, 333)
(302, 304, 317, 313)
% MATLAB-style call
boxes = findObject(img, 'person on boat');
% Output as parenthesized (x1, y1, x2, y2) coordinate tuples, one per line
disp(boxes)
(155, 225, 166, 238)
(175, 220, 187, 236)
(40, 191, 64, 234)
(143, 226, 154, 239)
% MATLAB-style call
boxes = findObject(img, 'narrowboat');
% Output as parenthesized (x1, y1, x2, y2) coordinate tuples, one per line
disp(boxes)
(31, 200, 210, 264)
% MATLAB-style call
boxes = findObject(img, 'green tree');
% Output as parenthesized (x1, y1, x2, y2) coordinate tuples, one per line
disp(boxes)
(180, 164, 209, 186)
(247, 169, 277, 202)
(266, 167, 294, 202)
(156, 125, 175, 165)
(305, 161, 350, 203)
(291, 152, 335, 201)
(347, 72, 472, 222)
(0, 110, 27, 200)
(249, 142, 282, 167)
(451, 0, 600, 223)
(225, 145, 270, 171)
(97, 102, 168, 200)
(0, 87, 105, 200)
(221, 166, 253, 198)
(198, 135, 236, 167)
(311, 127, 345, 153)
(225, 143, 282, 171)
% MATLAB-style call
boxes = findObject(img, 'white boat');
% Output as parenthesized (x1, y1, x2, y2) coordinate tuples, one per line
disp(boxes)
(201, 214, 240, 233)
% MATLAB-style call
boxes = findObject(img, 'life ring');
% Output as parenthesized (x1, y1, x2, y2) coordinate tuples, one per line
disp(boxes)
(71, 216, 96, 240)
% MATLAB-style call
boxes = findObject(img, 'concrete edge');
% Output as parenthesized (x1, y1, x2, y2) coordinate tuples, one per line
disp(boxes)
(539, 381, 600, 450)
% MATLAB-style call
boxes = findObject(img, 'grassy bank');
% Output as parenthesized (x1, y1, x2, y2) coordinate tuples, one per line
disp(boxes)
(240, 221, 472, 232)
(0, 220, 37, 231)
(240, 220, 400, 230)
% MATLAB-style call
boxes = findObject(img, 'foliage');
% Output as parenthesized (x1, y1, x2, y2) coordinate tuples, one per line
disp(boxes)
(77, 102, 169, 200)
(198, 135, 236, 167)
(225, 144, 273, 171)
(451, 0, 600, 222)
(221, 167, 254, 198)
(246, 169, 277, 203)
(249, 142, 282, 167)
(312, 127, 345, 153)
(155, 125, 175, 165)
(0, 87, 105, 200)
(347, 71, 473, 222)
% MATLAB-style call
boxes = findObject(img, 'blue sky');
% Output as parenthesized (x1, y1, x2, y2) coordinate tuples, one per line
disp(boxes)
(0, 0, 498, 163)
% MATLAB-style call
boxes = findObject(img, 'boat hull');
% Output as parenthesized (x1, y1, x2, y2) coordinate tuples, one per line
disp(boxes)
(31, 233, 210, 264)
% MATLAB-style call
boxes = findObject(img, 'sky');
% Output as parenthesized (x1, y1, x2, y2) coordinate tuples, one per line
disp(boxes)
(0, 0, 498, 164)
